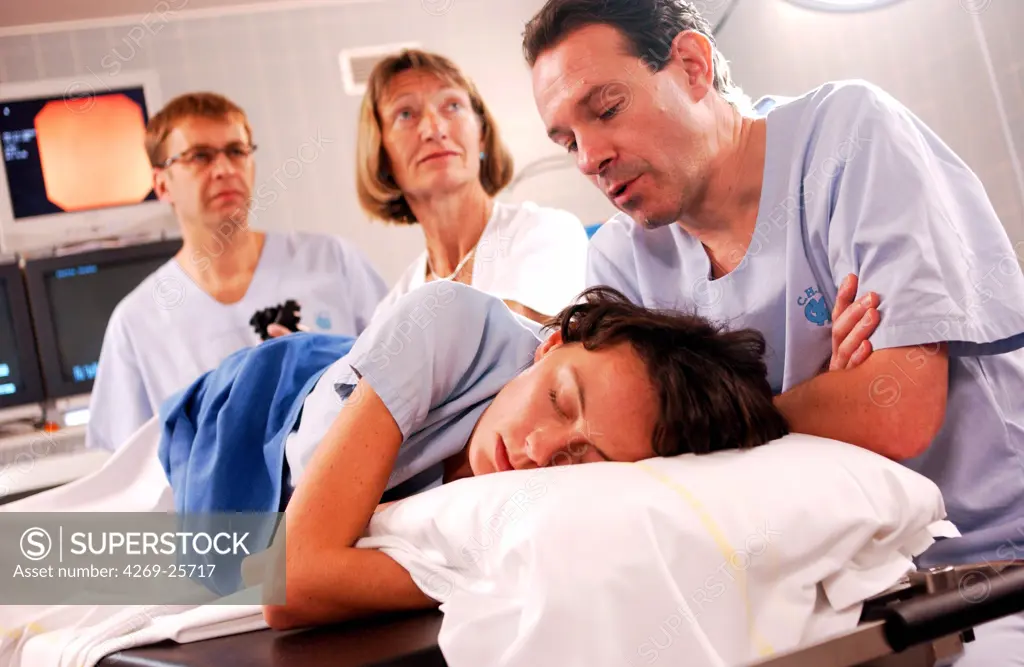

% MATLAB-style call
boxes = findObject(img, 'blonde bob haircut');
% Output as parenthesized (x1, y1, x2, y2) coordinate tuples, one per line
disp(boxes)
(355, 49, 515, 224)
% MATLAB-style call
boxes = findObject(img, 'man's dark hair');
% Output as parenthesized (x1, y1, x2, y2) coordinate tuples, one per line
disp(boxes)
(551, 286, 788, 457)
(522, 0, 748, 110)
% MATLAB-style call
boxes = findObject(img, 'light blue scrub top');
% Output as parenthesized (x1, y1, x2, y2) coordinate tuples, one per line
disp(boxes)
(284, 281, 544, 494)
(587, 80, 1024, 567)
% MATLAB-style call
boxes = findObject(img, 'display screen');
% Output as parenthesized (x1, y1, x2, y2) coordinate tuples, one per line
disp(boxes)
(0, 274, 33, 401)
(41, 255, 168, 385)
(0, 86, 156, 220)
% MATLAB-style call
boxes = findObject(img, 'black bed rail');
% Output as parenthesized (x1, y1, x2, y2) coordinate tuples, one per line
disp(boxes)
(882, 562, 1024, 652)
(748, 561, 1024, 667)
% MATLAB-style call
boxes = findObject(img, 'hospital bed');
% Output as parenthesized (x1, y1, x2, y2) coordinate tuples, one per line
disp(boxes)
(9, 424, 1022, 666)
(99, 560, 1024, 667)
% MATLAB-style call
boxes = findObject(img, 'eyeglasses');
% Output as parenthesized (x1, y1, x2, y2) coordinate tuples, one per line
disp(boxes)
(159, 142, 258, 170)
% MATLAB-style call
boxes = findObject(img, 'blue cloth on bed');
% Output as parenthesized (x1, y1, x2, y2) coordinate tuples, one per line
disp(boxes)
(158, 332, 356, 514)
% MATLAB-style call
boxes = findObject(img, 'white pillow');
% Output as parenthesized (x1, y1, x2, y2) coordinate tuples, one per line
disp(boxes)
(359, 434, 957, 667)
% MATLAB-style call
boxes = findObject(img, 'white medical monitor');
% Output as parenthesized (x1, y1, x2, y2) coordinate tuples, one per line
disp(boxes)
(0, 71, 171, 254)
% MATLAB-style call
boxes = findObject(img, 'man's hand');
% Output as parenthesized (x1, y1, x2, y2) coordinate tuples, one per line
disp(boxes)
(827, 274, 879, 371)
(780, 273, 949, 460)
(266, 322, 310, 338)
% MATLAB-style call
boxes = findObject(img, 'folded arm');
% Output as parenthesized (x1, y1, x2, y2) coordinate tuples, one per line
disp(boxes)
(258, 379, 436, 630)
(775, 343, 949, 460)
(773, 85, 998, 459)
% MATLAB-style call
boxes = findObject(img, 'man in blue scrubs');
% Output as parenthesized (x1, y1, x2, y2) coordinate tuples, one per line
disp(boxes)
(523, 1, 1024, 663)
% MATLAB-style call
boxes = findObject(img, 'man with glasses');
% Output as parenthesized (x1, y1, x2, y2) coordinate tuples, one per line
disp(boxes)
(86, 91, 388, 453)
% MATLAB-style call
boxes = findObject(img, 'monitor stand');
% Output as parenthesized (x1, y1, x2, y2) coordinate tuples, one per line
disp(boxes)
(53, 393, 92, 426)
(0, 403, 43, 428)
(18, 227, 181, 262)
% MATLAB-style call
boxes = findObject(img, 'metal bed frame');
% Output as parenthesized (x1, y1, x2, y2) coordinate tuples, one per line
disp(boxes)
(105, 560, 1024, 666)
(749, 560, 1024, 666)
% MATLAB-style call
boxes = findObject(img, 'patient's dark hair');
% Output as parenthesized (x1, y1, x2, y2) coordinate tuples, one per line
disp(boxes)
(550, 286, 788, 457)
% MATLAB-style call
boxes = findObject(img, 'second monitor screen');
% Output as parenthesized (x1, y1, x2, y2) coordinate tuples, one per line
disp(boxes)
(43, 256, 169, 386)
(0, 276, 26, 398)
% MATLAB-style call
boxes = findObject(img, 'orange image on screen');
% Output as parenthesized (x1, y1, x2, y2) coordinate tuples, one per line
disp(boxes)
(34, 94, 152, 212)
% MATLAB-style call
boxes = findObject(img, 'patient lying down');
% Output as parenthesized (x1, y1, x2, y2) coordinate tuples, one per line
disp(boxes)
(244, 282, 789, 630)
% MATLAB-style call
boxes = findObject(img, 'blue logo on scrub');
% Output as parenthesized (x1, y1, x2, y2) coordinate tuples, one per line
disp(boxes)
(315, 311, 332, 331)
(798, 286, 831, 327)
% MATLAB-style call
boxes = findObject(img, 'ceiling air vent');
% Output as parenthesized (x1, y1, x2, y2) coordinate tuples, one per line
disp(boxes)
(339, 42, 421, 96)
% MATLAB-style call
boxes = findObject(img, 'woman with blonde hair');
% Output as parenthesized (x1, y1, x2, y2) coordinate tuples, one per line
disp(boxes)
(356, 48, 589, 322)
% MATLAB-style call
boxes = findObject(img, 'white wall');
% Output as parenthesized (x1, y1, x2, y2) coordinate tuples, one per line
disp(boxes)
(714, 0, 1024, 245)
(3, 0, 1020, 283)
(0, 0, 619, 286)
(0, 0, 372, 31)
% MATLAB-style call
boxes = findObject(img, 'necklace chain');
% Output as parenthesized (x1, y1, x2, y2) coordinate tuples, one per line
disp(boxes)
(428, 245, 477, 282)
